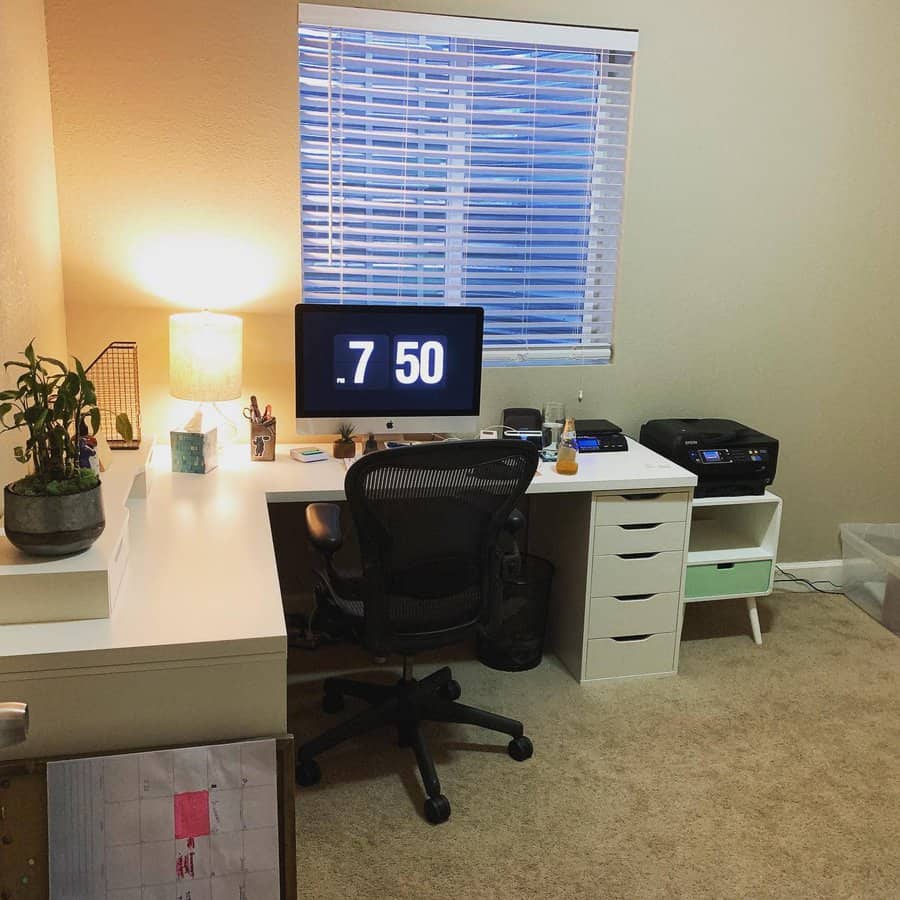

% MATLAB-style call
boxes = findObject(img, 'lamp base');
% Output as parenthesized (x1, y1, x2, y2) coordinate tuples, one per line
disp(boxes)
(179, 402, 239, 446)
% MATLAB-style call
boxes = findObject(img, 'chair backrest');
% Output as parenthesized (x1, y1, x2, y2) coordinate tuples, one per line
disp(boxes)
(344, 440, 538, 655)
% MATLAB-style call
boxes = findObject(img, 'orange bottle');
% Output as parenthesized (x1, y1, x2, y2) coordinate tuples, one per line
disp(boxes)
(555, 417, 579, 475)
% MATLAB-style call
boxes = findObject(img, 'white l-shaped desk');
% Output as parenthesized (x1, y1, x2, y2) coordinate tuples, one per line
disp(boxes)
(0, 439, 696, 762)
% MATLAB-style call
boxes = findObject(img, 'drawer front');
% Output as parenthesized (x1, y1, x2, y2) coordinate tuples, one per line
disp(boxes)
(593, 491, 689, 526)
(585, 633, 677, 679)
(685, 560, 773, 599)
(594, 522, 685, 555)
(591, 551, 684, 597)
(588, 593, 679, 639)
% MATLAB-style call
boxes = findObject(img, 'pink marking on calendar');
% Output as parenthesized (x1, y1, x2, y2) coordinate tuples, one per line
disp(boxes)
(174, 791, 210, 839)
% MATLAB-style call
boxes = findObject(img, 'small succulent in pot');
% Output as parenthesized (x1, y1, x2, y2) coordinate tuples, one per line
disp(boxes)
(0, 342, 130, 556)
(332, 422, 357, 459)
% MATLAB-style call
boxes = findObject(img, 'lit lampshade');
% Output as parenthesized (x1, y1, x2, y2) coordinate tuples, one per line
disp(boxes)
(169, 311, 243, 401)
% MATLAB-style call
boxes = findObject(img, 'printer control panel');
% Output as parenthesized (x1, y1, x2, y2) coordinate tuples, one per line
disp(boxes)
(688, 448, 770, 465)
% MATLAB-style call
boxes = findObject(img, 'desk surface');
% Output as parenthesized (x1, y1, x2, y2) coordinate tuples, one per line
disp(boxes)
(264, 437, 696, 501)
(0, 439, 694, 678)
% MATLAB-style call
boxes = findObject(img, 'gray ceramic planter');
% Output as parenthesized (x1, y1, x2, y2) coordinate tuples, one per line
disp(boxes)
(3, 482, 105, 556)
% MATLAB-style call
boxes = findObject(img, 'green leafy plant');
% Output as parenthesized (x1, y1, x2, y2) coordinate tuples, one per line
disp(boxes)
(0, 342, 131, 496)
(337, 422, 356, 443)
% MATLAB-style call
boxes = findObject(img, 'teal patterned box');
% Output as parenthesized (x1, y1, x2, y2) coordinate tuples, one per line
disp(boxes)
(170, 428, 218, 474)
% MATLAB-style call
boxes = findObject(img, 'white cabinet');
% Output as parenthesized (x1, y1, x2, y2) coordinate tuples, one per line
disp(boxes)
(531, 487, 691, 682)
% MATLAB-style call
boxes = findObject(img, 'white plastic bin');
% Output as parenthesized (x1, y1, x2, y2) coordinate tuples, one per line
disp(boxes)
(840, 523, 900, 634)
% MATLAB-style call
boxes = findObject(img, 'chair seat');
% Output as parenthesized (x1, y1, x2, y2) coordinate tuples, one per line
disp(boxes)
(331, 573, 482, 634)
(328, 554, 483, 634)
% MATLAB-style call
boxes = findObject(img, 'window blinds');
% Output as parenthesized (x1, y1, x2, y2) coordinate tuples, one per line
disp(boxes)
(299, 5, 637, 364)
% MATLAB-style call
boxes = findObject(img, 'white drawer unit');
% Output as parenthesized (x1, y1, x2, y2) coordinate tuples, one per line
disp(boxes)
(592, 491, 689, 527)
(528, 462, 696, 685)
(585, 633, 678, 680)
(591, 550, 684, 597)
(588, 592, 679, 639)
(594, 522, 686, 555)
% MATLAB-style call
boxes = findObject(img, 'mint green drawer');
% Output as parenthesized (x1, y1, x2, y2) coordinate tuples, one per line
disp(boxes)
(685, 560, 772, 599)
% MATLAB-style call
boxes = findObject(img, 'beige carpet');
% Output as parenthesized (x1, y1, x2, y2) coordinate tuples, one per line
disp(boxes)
(288, 593, 900, 899)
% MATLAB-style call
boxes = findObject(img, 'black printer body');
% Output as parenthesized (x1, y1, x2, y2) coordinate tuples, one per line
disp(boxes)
(639, 418, 778, 498)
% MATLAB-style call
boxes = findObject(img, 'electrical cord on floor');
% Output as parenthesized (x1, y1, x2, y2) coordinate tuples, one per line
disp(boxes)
(774, 564, 844, 595)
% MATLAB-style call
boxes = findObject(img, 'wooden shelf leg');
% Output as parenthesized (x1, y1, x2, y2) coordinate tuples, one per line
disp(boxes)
(747, 596, 763, 645)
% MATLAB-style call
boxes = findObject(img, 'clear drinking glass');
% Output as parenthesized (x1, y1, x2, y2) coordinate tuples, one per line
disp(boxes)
(542, 401, 565, 449)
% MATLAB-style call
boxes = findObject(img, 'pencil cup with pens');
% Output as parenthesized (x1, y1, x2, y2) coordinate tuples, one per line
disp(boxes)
(244, 395, 276, 461)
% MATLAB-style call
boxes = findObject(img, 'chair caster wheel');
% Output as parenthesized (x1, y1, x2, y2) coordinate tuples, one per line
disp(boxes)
(424, 794, 451, 824)
(438, 679, 462, 701)
(322, 692, 344, 714)
(296, 759, 321, 787)
(507, 736, 533, 762)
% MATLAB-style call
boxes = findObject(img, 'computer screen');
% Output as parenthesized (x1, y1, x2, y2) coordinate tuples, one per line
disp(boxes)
(295, 304, 484, 433)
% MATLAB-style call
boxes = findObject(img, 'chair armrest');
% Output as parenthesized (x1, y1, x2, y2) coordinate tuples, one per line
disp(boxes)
(305, 503, 343, 555)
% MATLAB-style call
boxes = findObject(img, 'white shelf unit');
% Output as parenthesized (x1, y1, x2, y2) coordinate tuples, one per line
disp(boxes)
(684, 491, 782, 644)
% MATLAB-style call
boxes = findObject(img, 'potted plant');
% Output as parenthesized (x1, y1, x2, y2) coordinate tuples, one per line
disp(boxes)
(0, 342, 129, 556)
(332, 422, 357, 459)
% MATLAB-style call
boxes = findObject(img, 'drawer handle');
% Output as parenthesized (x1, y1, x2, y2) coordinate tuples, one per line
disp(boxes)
(716, 563, 736, 570)
(614, 594, 654, 602)
(622, 493, 663, 501)
(612, 634, 652, 642)
(618, 552, 659, 560)
(620, 523, 661, 531)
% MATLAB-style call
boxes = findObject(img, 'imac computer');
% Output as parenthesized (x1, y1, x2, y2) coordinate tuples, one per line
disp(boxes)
(295, 303, 484, 434)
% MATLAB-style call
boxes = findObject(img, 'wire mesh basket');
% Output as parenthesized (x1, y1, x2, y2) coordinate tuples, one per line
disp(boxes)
(85, 341, 142, 449)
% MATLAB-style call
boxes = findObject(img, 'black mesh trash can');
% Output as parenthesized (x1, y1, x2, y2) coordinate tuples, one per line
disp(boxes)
(478, 555, 554, 672)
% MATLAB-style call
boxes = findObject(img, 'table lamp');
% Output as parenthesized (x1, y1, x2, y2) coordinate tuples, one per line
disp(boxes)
(169, 311, 243, 473)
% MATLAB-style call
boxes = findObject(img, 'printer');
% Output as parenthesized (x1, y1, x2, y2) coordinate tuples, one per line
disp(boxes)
(639, 418, 778, 497)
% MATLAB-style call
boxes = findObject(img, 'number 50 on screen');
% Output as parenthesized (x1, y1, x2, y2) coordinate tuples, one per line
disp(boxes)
(334, 334, 447, 390)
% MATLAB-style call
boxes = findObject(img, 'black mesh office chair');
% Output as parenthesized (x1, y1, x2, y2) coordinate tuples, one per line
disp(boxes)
(295, 440, 539, 824)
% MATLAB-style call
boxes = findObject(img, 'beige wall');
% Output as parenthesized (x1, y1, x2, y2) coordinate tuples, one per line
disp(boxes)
(47, 0, 900, 561)
(0, 0, 68, 512)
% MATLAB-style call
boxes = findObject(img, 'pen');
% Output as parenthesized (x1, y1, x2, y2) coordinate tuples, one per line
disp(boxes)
(250, 395, 261, 423)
